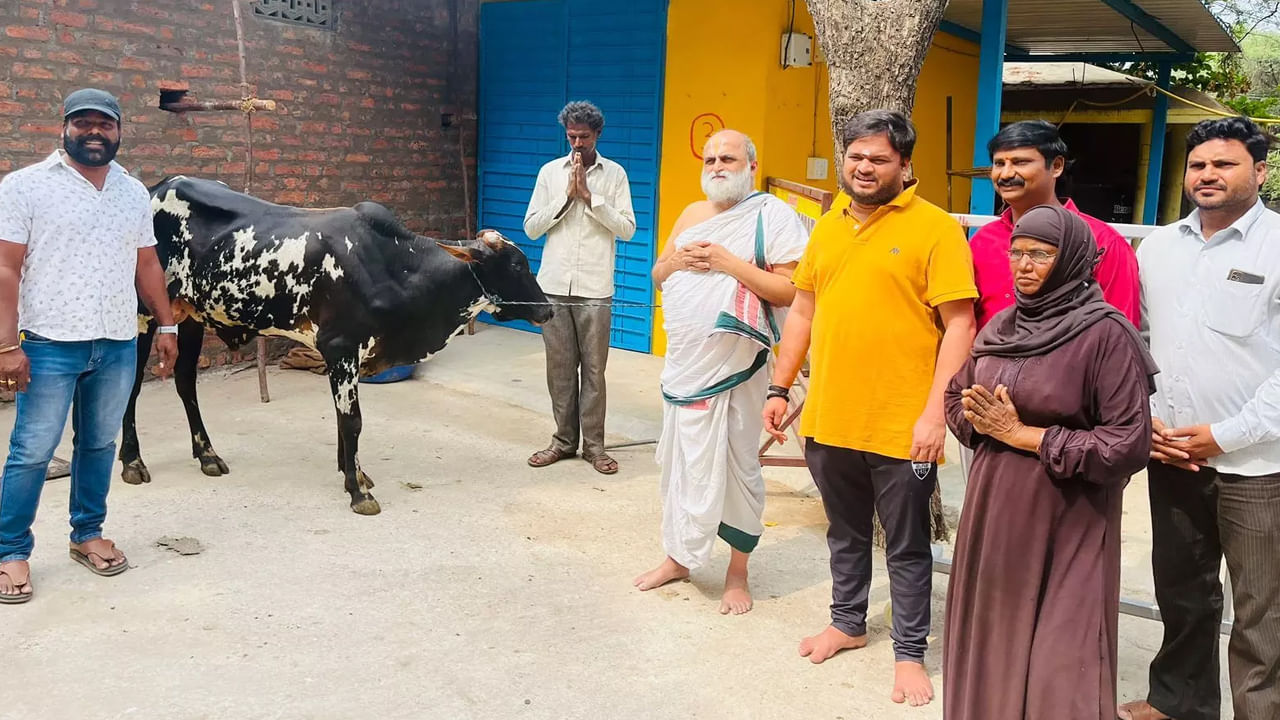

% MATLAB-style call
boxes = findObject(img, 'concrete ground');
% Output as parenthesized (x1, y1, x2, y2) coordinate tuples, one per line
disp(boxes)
(1, 325, 1232, 719)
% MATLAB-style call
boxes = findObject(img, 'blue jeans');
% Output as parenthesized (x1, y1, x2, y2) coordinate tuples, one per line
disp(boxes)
(0, 333, 137, 562)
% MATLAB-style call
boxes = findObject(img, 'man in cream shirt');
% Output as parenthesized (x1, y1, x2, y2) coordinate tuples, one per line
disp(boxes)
(523, 100, 635, 475)
(1121, 116, 1280, 720)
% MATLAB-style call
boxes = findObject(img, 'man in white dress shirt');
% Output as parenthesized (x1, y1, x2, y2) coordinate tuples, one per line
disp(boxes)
(523, 101, 635, 475)
(1120, 117, 1280, 720)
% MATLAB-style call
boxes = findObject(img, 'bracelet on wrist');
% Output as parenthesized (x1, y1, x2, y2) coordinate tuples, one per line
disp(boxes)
(766, 384, 790, 401)
(0, 343, 20, 354)
(157, 325, 179, 335)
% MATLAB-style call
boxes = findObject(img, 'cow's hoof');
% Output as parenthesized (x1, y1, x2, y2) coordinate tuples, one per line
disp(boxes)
(350, 497, 382, 515)
(121, 461, 151, 485)
(199, 453, 230, 477)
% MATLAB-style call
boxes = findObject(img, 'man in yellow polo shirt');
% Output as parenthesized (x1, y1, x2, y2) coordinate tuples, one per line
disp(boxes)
(763, 110, 977, 708)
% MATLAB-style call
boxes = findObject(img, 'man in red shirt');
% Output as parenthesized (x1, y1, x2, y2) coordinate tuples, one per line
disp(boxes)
(970, 121, 1140, 328)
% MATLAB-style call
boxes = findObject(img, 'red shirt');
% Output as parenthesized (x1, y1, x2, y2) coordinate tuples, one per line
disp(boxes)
(969, 199, 1141, 329)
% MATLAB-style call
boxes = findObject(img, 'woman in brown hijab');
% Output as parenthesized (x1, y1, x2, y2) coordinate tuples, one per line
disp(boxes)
(943, 204, 1158, 719)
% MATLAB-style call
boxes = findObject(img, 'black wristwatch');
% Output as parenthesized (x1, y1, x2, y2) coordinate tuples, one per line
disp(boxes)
(766, 384, 790, 401)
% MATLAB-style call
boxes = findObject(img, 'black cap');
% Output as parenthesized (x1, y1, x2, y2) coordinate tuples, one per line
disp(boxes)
(62, 88, 121, 122)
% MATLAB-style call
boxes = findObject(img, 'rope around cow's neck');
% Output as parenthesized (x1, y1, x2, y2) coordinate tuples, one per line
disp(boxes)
(464, 262, 660, 309)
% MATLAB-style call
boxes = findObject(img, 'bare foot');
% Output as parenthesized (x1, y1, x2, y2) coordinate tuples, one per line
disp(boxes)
(891, 660, 934, 707)
(719, 558, 752, 615)
(633, 557, 689, 591)
(1117, 700, 1171, 720)
(798, 625, 867, 664)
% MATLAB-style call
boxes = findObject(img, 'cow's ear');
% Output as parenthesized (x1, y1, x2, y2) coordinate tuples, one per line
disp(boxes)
(437, 242, 477, 264)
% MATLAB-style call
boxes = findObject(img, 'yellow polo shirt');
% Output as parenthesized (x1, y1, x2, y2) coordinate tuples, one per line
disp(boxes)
(791, 182, 976, 459)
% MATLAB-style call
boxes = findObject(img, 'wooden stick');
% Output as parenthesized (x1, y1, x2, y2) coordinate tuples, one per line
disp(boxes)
(229, 0, 270, 404)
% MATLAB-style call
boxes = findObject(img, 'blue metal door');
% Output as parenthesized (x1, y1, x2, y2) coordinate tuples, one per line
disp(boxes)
(478, 0, 666, 352)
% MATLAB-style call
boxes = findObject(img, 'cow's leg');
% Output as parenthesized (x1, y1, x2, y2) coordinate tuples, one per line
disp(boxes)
(119, 321, 156, 485)
(336, 413, 345, 472)
(327, 355, 379, 515)
(174, 320, 229, 477)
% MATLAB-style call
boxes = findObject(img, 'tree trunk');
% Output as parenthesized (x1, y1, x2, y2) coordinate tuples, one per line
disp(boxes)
(806, 0, 949, 165)
(805, 0, 952, 548)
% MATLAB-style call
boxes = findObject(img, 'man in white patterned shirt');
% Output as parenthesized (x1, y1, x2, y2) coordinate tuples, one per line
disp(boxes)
(0, 89, 176, 604)
(524, 100, 635, 475)
(1120, 117, 1280, 720)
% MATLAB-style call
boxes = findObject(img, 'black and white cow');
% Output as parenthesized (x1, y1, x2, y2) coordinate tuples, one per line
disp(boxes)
(120, 176, 552, 514)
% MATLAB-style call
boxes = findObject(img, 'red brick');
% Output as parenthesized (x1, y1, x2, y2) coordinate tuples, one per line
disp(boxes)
(120, 56, 152, 71)
(18, 123, 61, 134)
(180, 65, 215, 78)
(191, 146, 225, 159)
(47, 50, 85, 64)
(345, 153, 373, 164)
(50, 10, 89, 28)
(5, 26, 52, 41)
(0, 102, 26, 116)
(12, 64, 55, 80)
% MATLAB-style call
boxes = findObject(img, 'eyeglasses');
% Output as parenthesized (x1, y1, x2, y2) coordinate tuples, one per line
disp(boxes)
(1007, 249, 1058, 265)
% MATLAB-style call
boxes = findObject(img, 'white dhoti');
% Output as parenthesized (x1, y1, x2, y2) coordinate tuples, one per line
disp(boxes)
(656, 192, 808, 569)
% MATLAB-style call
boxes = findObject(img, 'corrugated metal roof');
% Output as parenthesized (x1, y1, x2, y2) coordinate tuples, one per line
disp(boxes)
(944, 0, 1239, 54)
(1003, 62, 1143, 87)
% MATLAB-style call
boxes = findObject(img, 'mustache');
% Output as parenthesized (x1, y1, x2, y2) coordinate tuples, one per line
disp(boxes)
(1195, 183, 1226, 191)
(997, 177, 1025, 188)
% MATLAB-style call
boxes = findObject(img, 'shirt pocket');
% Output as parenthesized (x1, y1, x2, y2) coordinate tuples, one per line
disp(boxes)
(1203, 275, 1268, 338)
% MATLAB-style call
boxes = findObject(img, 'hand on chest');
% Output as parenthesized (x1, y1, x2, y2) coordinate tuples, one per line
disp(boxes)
(973, 353, 1092, 425)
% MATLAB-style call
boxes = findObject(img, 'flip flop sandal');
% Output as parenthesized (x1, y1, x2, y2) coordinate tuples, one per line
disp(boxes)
(69, 541, 130, 577)
(528, 448, 576, 468)
(0, 564, 33, 604)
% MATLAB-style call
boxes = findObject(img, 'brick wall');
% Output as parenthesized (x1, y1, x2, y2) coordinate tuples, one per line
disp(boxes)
(0, 0, 479, 384)
(1, 0, 478, 233)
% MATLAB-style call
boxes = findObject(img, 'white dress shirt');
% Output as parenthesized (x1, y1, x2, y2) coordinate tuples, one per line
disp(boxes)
(0, 150, 156, 342)
(1139, 200, 1280, 475)
(523, 152, 635, 299)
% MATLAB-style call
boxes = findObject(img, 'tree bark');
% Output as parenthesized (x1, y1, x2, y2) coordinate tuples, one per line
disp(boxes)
(806, 0, 949, 165)
(805, 0, 952, 547)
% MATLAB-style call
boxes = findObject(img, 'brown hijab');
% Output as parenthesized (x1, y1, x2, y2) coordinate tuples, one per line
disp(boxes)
(971, 204, 1158, 384)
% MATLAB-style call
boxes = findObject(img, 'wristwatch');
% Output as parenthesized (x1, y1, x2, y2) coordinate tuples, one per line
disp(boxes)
(157, 325, 179, 335)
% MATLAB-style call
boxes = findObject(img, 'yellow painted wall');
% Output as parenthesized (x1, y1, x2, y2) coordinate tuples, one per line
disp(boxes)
(652, 0, 980, 353)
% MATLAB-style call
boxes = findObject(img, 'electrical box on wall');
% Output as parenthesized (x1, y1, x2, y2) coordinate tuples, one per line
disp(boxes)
(806, 157, 828, 181)
(780, 32, 812, 67)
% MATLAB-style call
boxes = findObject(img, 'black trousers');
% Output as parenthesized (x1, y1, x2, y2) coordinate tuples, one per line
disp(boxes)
(1146, 461, 1280, 720)
(804, 439, 936, 662)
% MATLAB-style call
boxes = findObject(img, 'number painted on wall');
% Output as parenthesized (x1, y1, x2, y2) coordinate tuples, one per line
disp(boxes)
(689, 112, 726, 160)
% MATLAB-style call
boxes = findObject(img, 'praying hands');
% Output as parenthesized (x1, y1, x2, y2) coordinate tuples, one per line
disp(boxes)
(962, 384, 1044, 453)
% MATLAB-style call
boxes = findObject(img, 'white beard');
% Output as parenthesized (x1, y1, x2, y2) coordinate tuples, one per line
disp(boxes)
(701, 167, 754, 205)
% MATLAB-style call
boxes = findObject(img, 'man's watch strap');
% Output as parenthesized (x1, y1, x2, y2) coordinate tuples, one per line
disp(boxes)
(766, 384, 790, 401)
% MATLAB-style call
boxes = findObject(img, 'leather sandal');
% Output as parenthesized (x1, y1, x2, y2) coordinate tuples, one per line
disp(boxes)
(528, 447, 576, 468)
(586, 454, 619, 475)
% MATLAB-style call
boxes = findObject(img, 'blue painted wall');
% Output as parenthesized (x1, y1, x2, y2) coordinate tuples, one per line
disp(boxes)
(478, 0, 667, 352)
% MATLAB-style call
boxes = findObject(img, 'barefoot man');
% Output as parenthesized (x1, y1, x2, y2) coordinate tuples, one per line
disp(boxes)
(763, 110, 977, 706)
(634, 129, 807, 614)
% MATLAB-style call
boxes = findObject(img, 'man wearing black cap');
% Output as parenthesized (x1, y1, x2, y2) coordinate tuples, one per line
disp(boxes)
(0, 88, 177, 604)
